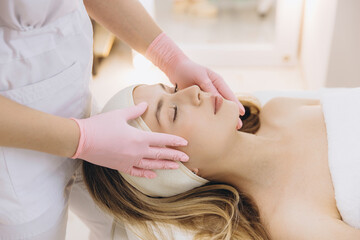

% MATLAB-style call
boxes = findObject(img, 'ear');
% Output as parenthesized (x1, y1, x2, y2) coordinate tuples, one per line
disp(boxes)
(191, 168, 199, 175)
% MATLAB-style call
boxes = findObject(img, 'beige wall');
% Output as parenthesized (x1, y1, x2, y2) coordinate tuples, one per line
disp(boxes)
(300, 0, 360, 89)
(300, 0, 338, 89)
(325, 0, 360, 87)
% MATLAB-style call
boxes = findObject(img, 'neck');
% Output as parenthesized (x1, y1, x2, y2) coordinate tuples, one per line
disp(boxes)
(209, 130, 289, 207)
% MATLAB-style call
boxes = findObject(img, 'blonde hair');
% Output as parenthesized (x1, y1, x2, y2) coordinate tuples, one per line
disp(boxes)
(82, 94, 271, 240)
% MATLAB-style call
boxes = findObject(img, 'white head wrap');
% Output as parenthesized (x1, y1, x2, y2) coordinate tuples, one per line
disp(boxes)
(101, 84, 209, 197)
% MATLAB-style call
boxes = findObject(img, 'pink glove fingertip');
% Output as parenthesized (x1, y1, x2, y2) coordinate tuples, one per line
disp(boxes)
(237, 119, 243, 130)
(125, 102, 148, 120)
(174, 138, 188, 146)
(239, 103, 246, 116)
(145, 172, 157, 179)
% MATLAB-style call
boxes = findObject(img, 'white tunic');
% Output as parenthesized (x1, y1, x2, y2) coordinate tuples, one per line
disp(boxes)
(0, 0, 93, 237)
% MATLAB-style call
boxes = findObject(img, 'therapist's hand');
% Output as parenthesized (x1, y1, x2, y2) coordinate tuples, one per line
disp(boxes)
(145, 32, 246, 129)
(70, 102, 189, 179)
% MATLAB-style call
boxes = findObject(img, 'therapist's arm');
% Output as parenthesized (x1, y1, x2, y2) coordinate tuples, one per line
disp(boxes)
(0, 95, 79, 158)
(83, 0, 162, 55)
(83, 0, 246, 128)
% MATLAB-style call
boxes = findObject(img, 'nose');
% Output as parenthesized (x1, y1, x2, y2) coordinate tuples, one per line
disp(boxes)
(178, 85, 202, 106)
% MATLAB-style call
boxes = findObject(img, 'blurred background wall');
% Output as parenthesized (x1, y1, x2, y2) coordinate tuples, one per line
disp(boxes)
(301, 0, 360, 89)
(325, 0, 360, 88)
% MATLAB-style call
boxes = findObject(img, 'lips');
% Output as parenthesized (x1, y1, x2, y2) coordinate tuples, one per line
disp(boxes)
(212, 95, 223, 114)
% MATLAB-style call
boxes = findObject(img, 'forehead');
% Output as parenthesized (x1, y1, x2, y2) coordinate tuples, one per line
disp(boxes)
(133, 84, 163, 105)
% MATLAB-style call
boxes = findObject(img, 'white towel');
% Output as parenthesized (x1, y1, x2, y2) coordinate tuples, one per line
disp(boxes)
(319, 87, 360, 229)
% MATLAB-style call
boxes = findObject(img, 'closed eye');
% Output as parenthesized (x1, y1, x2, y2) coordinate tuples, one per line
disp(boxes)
(172, 84, 178, 122)
(173, 105, 177, 122)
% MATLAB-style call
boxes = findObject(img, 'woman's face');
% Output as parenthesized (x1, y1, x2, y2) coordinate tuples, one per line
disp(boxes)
(133, 84, 239, 177)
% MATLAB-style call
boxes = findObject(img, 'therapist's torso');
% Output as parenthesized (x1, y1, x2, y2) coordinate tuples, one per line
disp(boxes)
(0, 0, 93, 231)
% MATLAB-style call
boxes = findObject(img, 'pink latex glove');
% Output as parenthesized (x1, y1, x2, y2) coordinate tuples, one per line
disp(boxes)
(145, 32, 246, 129)
(70, 102, 189, 179)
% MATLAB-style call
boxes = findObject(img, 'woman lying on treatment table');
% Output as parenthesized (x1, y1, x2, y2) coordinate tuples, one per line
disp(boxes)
(82, 84, 360, 240)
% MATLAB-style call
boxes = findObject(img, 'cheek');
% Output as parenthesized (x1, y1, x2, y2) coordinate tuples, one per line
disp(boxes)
(179, 116, 228, 167)
(171, 102, 238, 168)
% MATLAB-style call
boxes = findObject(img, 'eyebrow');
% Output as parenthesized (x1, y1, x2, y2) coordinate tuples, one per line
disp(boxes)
(159, 83, 166, 90)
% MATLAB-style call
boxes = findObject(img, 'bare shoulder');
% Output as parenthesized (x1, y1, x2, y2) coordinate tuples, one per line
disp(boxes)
(269, 209, 360, 240)
(260, 97, 320, 122)
(264, 97, 320, 109)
